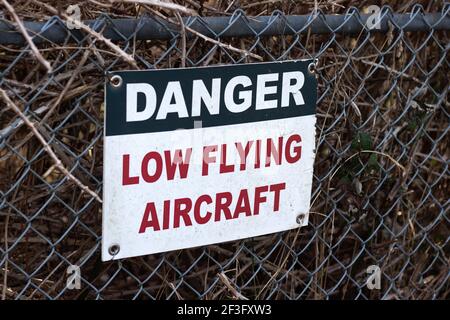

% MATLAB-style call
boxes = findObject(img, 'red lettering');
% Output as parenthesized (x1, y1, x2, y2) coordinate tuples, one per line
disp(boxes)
(137, 182, 287, 233)
(141, 151, 163, 183)
(215, 192, 233, 221)
(265, 136, 283, 167)
(220, 144, 235, 174)
(254, 185, 268, 215)
(270, 182, 286, 212)
(194, 195, 212, 224)
(233, 189, 252, 218)
(162, 200, 170, 230)
(173, 198, 192, 228)
(122, 154, 139, 185)
(286, 134, 302, 163)
(235, 141, 253, 171)
(139, 202, 160, 233)
(254, 139, 261, 169)
(202, 145, 217, 176)
(164, 148, 192, 180)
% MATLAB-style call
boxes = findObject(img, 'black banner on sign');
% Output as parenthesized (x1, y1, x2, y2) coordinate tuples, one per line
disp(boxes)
(105, 60, 316, 136)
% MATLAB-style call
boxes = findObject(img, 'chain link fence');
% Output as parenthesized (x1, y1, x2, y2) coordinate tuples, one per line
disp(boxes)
(0, 2, 449, 299)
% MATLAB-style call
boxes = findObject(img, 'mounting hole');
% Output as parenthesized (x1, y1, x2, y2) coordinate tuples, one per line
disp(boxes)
(108, 244, 120, 256)
(296, 213, 306, 225)
(308, 62, 316, 74)
(110, 75, 122, 87)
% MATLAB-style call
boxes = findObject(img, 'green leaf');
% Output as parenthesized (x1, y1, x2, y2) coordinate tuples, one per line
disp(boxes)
(351, 132, 373, 151)
(367, 153, 379, 169)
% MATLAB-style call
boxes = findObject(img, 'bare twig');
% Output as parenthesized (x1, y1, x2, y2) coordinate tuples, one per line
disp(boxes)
(168, 282, 183, 300)
(217, 272, 249, 300)
(0, 89, 102, 203)
(1, 0, 52, 73)
(41, 48, 91, 124)
(1, 205, 10, 300)
(184, 25, 263, 61)
(33, 0, 137, 69)
(256, 229, 300, 298)
(362, 59, 422, 84)
(118, 0, 197, 15)
(329, 149, 406, 185)
(148, 8, 263, 61)
(175, 12, 186, 68)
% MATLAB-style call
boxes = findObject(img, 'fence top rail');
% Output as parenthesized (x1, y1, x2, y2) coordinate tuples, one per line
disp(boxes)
(0, 7, 449, 45)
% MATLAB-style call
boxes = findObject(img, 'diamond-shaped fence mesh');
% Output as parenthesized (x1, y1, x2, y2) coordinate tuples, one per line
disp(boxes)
(0, 3, 449, 299)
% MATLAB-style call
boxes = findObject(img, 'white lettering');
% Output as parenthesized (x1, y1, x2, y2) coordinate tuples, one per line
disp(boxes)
(281, 71, 305, 107)
(126, 83, 157, 122)
(255, 73, 278, 110)
(192, 78, 221, 116)
(125, 70, 307, 122)
(224, 76, 252, 113)
(156, 81, 189, 120)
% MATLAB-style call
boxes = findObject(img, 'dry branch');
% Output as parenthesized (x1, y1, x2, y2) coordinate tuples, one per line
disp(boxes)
(218, 272, 249, 300)
(0, 89, 102, 203)
(118, 0, 197, 15)
(1, 0, 52, 73)
(33, 0, 138, 69)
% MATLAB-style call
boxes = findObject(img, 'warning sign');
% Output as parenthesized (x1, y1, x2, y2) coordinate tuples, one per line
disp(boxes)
(102, 60, 317, 260)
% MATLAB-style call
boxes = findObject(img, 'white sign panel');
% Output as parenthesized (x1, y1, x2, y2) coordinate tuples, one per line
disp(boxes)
(103, 61, 317, 260)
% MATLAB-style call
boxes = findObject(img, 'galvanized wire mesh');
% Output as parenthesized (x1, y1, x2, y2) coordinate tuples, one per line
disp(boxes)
(0, 4, 449, 299)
